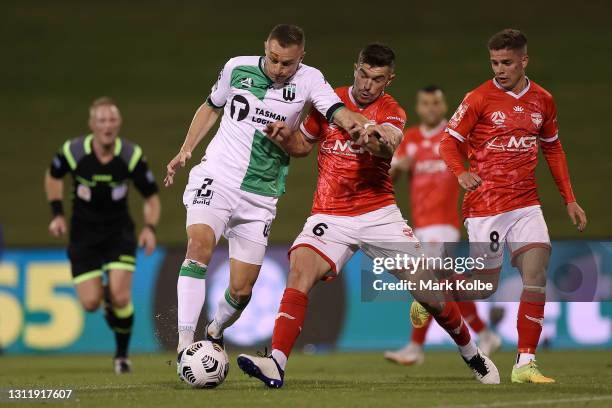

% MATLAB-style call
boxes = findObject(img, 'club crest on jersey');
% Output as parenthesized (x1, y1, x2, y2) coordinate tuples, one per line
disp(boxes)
(283, 82, 296, 101)
(449, 102, 469, 128)
(491, 111, 506, 127)
(531, 112, 543, 128)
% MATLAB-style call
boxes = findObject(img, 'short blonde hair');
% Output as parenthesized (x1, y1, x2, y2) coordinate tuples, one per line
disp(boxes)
(89, 96, 118, 118)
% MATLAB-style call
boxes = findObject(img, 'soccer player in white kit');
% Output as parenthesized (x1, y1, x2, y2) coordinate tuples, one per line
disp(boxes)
(163, 24, 368, 372)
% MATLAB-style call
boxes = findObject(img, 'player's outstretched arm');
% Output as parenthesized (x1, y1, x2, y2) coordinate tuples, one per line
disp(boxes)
(44, 170, 67, 237)
(138, 194, 160, 255)
(264, 121, 314, 158)
(164, 103, 221, 187)
(540, 138, 587, 231)
(439, 136, 481, 191)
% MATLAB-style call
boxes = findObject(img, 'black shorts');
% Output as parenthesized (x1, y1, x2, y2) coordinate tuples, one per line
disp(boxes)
(68, 219, 137, 284)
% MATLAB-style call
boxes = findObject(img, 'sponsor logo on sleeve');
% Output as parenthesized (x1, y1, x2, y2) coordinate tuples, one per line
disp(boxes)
(449, 102, 469, 128)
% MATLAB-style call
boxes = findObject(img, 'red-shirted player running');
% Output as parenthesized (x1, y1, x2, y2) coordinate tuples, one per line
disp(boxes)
(237, 44, 500, 388)
(384, 86, 501, 366)
(436, 29, 587, 383)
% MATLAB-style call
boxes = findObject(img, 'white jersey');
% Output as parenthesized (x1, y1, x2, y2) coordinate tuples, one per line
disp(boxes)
(200, 56, 344, 197)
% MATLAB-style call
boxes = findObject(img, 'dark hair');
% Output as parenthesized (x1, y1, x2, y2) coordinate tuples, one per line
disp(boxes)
(357, 43, 396, 69)
(488, 29, 528, 53)
(268, 24, 305, 48)
(419, 85, 444, 94)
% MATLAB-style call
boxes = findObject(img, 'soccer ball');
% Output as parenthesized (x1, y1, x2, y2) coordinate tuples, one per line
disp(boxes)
(179, 341, 229, 388)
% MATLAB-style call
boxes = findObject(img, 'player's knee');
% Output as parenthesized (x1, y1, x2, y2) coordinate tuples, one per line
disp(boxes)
(521, 266, 547, 287)
(81, 297, 101, 312)
(110, 291, 131, 309)
(186, 236, 213, 264)
(228, 284, 253, 301)
(287, 262, 317, 292)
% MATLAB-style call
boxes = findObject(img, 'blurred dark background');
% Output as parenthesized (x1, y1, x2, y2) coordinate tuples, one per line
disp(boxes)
(2, 0, 611, 246)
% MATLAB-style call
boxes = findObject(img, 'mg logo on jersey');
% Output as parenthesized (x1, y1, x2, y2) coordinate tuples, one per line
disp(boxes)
(321, 139, 365, 155)
(283, 83, 296, 101)
(491, 111, 506, 126)
(531, 112, 543, 128)
(513, 105, 524, 113)
(334, 139, 364, 154)
(230, 95, 249, 121)
(508, 135, 537, 149)
(487, 136, 537, 152)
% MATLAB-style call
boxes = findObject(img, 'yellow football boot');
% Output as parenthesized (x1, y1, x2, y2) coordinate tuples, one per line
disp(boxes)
(511, 360, 556, 383)
(410, 301, 431, 328)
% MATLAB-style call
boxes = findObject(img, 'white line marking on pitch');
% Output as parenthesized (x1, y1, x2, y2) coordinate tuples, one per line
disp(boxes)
(436, 395, 612, 408)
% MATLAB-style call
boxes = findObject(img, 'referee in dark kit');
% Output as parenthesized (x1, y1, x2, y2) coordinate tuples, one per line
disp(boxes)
(45, 97, 161, 373)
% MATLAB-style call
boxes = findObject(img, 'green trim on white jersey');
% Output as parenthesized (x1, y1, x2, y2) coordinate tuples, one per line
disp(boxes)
(240, 130, 290, 196)
(201, 55, 342, 197)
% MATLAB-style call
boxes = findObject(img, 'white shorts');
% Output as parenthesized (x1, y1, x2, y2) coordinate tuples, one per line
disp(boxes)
(183, 164, 277, 265)
(289, 205, 421, 280)
(464, 205, 551, 270)
(414, 224, 461, 243)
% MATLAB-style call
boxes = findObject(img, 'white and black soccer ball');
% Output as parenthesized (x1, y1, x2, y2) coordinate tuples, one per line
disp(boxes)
(179, 341, 229, 388)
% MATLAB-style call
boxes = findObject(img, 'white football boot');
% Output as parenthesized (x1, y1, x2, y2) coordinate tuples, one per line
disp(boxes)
(384, 342, 425, 366)
(462, 347, 500, 384)
(237, 353, 284, 388)
(478, 329, 502, 356)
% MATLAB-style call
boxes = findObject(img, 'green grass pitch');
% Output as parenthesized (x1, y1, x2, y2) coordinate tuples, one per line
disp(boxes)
(2, 350, 611, 407)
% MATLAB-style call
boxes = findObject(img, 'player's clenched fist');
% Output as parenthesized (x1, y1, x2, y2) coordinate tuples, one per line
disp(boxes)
(48, 215, 67, 237)
(457, 171, 482, 191)
(164, 150, 192, 187)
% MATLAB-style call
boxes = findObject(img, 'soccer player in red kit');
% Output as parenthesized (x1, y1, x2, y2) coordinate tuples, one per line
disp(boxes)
(438, 29, 587, 383)
(237, 44, 500, 388)
(384, 86, 501, 366)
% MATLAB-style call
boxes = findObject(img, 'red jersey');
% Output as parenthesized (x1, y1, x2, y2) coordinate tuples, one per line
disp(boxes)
(393, 121, 461, 228)
(445, 78, 561, 218)
(301, 86, 406, 216)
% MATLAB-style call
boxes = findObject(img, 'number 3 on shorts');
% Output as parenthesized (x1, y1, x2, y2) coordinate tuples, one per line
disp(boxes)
(196, 178, 214, 198)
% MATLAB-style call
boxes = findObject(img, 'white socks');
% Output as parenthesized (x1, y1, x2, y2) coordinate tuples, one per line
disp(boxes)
(177, 259, 207, 351)
(458, 339, 478, 360)
(271, 349, 288, 371)
(177, 329, 195, 353)
(516, 353, 536, 367)
(208, 288, 251, 339)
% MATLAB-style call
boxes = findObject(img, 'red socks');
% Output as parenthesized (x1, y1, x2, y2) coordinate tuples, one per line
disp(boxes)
(412, 302, 485, 345)
(431, 302, 471, 347)
(517, 290, 545, 354)
(458, 301, 486, 333)
(271, 288, 308, 358)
